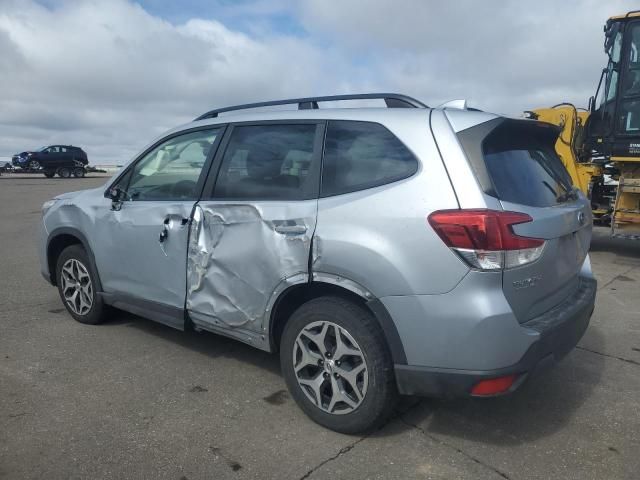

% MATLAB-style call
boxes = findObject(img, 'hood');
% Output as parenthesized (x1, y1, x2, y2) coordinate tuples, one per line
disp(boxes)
(54, 185, 107, 202)
(54, 190, 86, 201)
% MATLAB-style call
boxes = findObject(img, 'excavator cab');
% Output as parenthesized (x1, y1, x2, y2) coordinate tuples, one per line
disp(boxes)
(590, 12, 640, 237)
(536, 11, 640, 238)
(588, 11, 640, 160)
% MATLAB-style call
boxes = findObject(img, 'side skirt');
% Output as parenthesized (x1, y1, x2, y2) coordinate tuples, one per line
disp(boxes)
(99, 292, 185, 331)
(189, 310, 270, 351)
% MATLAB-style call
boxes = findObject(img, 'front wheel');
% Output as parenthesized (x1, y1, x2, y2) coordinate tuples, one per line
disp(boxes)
(280, 296, 397, 434)
(55, 245, 107, 325)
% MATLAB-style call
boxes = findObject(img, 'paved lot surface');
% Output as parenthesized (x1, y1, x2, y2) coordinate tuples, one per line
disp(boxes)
(1, 175, 639, 480)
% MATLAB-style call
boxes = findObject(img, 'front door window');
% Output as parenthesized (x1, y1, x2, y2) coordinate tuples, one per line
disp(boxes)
(124, 129, 220, 201)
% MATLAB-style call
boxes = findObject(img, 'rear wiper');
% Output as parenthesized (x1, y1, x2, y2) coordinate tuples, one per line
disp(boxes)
(556, 187, 578, 203)
(541, 180, 558, 199)
(531, 150, 574, 194)
(541, 180, 577, 203)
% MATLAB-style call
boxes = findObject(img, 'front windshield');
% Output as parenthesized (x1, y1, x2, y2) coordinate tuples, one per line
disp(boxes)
(37, 146, 47, 152)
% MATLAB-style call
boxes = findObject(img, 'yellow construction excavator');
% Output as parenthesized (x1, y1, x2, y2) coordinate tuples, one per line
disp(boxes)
(528, 10, 640, 238)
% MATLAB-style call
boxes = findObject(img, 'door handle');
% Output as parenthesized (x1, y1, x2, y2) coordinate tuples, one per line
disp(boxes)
(274, 224, 307, 235)
(159, 215, 190, 244)
(159, 225, 169, 243)
(159, 216, 170, 243)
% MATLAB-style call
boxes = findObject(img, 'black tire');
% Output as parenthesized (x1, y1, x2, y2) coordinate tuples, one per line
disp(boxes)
(73, 167, 85, 178)
(44, 170, 56, 178)
(280, 296, 397, 434)
(28, 160, 41, 170)
(55, 245, 107, 325)
(58, 167, 71, 178)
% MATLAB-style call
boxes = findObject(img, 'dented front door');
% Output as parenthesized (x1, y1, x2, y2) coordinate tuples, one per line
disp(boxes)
(185, 122, 322, 347)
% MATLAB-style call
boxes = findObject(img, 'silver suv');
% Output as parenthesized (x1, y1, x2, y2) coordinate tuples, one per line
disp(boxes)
(39, 94, 596, 433)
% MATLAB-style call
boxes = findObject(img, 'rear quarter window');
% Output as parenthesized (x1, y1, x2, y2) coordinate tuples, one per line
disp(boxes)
(321, 121, 418, 197)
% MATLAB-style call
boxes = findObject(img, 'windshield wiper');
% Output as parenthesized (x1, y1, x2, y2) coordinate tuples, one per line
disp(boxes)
(541, 180, 577, 203)
(556, 186, 578, 203)
(541, 180, 558, 199)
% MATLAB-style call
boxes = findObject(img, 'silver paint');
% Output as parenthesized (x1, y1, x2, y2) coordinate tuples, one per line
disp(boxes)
(312, 110, 469, 298)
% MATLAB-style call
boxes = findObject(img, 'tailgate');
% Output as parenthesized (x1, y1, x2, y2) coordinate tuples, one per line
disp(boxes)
(502, 198, 592, 321)
(457, 117, 593, 322)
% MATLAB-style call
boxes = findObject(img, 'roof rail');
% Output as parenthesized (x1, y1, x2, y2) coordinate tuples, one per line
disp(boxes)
(194, 93, 428, 120)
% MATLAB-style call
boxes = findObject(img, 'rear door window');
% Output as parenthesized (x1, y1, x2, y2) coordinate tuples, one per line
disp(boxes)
(321, 121, 418, 197)
(212, 124, 320, 200)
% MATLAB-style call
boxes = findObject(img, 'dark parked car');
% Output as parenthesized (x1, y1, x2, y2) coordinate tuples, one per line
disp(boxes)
(12, 145, 88, 178)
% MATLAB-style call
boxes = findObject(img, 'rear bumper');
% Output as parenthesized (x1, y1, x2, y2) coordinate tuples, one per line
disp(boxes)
(395, 276, 596, 397)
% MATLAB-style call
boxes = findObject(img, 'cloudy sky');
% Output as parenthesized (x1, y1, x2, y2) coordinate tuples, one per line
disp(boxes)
(0, 0, 638, 164)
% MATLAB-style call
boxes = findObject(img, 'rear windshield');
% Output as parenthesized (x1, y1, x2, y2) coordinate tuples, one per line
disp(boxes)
(481, 121, 575, 207)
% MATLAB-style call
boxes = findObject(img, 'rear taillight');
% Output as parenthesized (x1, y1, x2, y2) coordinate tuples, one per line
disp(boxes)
(428, 209, 545, 270)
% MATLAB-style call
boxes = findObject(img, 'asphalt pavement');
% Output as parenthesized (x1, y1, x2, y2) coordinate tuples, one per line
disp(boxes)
(1, 174, 639, 479)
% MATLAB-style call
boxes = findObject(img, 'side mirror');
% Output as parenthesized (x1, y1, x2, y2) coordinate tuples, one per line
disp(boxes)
(105, 186, 128, 210)
(105, 186, 121, 201)
(588, 96, 596, 113)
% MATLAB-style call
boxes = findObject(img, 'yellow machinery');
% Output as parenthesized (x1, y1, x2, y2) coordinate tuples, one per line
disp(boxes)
(529, 11, 640, 238)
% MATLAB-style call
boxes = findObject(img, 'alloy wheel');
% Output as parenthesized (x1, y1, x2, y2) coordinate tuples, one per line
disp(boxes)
(60, 258, 93, 316)
(293, 321, 368, 415)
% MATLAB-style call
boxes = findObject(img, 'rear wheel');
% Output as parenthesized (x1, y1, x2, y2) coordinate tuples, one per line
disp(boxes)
(280, 296, 397, 434)
(73, 167, 85, 178)
(55, 245, 107, 325)
(57, 167, 71, 178)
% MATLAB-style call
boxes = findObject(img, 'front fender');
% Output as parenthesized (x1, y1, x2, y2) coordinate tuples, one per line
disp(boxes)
(46, 226, 103, 291)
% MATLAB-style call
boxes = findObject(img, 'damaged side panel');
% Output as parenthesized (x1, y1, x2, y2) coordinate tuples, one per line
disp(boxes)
(187, 201, 316, 349)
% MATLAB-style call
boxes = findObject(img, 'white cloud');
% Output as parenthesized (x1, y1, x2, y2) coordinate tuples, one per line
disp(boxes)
(0, 0, 638, 163)
(0, 0, 353, 163)
(298, 0, 640, 112)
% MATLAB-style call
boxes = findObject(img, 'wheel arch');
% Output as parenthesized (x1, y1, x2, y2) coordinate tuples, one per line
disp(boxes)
(47, 227, 102, 291)
(268, 280, 407, 365)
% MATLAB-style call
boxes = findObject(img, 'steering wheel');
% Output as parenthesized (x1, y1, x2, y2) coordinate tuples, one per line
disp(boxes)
(171, 180, 197, 198)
